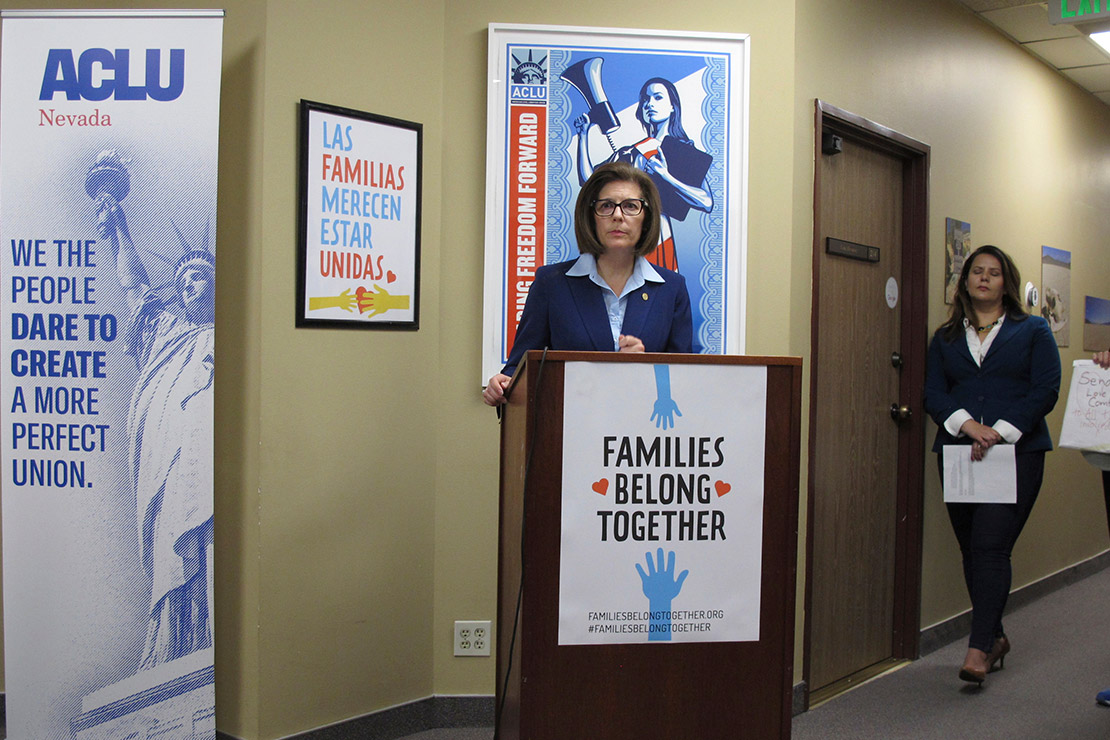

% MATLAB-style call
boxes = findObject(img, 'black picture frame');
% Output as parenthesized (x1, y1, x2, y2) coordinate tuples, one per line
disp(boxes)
(296, 99, 422, 329)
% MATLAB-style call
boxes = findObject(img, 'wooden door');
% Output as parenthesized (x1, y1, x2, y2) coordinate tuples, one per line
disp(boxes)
(805, 102, 929, 701)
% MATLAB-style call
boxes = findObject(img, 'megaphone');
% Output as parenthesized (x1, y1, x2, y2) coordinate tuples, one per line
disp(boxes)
(560, 57, 620, 134)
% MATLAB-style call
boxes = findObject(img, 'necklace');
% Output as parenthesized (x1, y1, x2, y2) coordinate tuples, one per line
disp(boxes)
(977, 316, 1002, 333)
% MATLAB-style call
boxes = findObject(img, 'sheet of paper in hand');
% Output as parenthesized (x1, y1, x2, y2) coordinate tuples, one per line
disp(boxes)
(943, 444, 1017, 504)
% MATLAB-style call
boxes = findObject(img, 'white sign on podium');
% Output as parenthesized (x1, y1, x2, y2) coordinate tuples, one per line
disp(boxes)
(559, 361, 766, 645)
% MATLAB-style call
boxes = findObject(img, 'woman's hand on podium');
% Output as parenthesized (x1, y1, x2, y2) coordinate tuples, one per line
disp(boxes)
(618, 334, 645, 353)
(483, 373, 511, 406)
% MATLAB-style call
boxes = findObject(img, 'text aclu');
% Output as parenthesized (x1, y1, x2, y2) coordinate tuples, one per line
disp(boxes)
(39, 48, 185, 101)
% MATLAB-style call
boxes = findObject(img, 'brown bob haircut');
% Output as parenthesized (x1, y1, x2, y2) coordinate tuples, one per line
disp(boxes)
(573, 161, 662, 258)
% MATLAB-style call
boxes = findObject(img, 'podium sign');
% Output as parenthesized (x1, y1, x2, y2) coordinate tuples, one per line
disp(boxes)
(559, 361, 766, 644)
(497, 351, 801, 740)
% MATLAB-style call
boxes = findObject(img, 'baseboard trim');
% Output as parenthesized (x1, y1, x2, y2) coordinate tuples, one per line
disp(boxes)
(792, 681, 807, 716)
(216, 695, 495, 740)
(919, 547, 1110, 656)
(208, 550, 1110, 736)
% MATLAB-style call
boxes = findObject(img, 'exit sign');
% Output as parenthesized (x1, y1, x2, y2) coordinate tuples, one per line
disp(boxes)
(1050, 0, 1110, 24)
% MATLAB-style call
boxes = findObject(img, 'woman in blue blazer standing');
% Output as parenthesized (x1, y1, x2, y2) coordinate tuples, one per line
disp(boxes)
(483, 161, 692, 406)
(925, 245, 1061, 686)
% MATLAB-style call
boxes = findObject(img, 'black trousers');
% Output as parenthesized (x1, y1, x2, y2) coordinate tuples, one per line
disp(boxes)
(1104, 470, 1110, 539)
(940, 450, 1045, 654)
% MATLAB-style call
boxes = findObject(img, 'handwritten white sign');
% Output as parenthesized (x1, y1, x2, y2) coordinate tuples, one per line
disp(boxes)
(1059, 360, 1110, 452)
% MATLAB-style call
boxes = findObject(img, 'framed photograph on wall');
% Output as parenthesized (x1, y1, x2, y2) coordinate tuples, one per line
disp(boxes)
(296, 100, 422, 328)
(1084, 295, 1110, 352)
(481, 24, 750, 382)
(1040, 245, 1070, 347)
(944, 217, 970, 305)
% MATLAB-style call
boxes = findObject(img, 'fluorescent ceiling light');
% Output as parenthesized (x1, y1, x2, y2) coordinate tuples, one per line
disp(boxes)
(1090, 30, 1110, 55)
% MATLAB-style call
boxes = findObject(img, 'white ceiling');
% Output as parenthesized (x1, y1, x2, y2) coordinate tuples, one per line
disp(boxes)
(954, 0, 1110, 105)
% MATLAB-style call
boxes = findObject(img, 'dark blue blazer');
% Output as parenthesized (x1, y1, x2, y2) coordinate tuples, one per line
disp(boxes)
(924, 314, 1060, 453)
(502, 258, 693, 376)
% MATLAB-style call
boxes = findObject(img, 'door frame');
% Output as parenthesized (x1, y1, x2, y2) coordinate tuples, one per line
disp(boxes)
(803, 100, 930, 707)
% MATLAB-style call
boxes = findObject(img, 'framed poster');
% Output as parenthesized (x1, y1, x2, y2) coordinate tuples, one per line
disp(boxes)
(481, 24, 750, 382)
(1085, 295, 1110, 352)
(297, 100, 422, 328)
(1041, 245, 1070, 347)
(944, 217, 970, 305)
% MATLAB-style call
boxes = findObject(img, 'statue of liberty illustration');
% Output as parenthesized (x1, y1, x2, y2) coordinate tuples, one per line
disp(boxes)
(89, 149, 214, 670)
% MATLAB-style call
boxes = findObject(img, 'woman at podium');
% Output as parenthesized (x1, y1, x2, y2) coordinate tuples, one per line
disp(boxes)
(924, 245, 1060, 687)
(483, 161, 692, 406)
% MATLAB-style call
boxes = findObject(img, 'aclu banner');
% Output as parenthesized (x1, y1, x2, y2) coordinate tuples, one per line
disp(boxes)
(0, 10, 222, 739)
(560, 361, 766, 644)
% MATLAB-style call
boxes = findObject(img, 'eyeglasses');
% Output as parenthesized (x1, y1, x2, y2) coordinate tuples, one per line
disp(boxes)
(592, 198, 647, 217)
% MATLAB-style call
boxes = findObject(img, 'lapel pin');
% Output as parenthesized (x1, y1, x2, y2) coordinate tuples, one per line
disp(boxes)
(642, 292, 648, 301)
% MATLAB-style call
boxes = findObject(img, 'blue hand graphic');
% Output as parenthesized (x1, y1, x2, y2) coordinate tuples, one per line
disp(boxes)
(635, 548, 689, 641)
(650, 364, 682, 430)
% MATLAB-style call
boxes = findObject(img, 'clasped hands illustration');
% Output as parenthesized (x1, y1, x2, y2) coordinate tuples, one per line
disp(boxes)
(308, 284, 410, 317)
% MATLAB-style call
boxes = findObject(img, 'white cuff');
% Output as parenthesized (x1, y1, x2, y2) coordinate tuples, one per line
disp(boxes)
(993, 419, 1022, 444)
(944, 409, 973, 438)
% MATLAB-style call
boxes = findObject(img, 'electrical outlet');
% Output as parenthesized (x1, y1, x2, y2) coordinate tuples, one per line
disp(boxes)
(454, 620, 492, 657)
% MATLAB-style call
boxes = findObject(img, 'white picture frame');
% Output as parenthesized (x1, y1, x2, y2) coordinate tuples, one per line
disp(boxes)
(481, 23, 750, 383)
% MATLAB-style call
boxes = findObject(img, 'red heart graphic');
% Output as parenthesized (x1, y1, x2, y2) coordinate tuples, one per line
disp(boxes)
(592, 479, 609, 496)
(386, 270, 397, 283)
(356, 286, 368, 301)
(715, 480, 731, 497)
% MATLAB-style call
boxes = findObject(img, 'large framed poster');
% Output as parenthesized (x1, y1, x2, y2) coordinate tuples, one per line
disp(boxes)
(1, 9, 222, 739)
(297, 100, 422, 329)
(481, 24, 749, 383)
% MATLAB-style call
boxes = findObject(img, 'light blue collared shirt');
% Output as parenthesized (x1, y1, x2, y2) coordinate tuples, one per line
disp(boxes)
(566, 253, 664, 350)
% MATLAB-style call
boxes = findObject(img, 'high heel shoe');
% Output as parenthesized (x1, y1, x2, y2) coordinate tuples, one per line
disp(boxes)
(959, 648, 989, 686)
(986, 634, 1010, 673)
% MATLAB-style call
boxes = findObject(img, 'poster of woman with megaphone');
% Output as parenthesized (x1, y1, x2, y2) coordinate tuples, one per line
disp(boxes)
(571, 69, 713, 275)
(482, 25, 748, 381)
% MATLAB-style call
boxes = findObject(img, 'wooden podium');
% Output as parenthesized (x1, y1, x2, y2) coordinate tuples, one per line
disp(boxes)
(495, 351, 802, 740)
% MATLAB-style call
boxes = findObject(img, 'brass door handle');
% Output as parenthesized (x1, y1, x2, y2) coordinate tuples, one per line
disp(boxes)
(889, 403, 912, 422)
